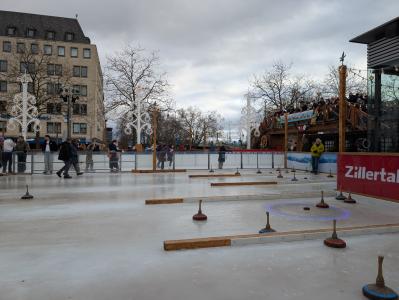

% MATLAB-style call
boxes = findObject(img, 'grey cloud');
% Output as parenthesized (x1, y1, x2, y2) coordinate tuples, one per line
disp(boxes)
(1, 0, 399, 124)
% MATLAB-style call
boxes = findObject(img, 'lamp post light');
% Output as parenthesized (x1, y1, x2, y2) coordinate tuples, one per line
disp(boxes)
(59, 85, 79, 140)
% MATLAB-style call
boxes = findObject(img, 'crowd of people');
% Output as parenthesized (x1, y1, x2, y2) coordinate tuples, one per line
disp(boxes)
(0, 136, 127, 177)
(262, 94, 368, 130)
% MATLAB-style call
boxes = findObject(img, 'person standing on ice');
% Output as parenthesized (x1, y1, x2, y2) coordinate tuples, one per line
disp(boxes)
(310, 138, 324, 174)
(218, 145, 226, 169)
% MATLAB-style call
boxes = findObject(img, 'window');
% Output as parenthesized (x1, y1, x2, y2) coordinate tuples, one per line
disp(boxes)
(65, 32, 74, 41)
(26, 28, 35, 38)
(73, 123, 87, 134)
(20, 62, 35, 73)
(47, 64, 62, 76)
(30, 43, 38, 54)
(80, 104, 87, 115)
(0, 60, 7, 72)
(73, 66, 88, 77)
(73, 104, 87, 115)
(17, 43, 26, 53)
(46, 103, 62, 114)
(47, 122, 61, 134)
(0, 101, 7, 112)
(83, 48, 91, 58)
(55, 64, 62, 76)
(3, 41, 11, 52)
(72, 85, 80, 95)
(46, 31, 55, 40)
(47, 83, 62, 95)
(0, 81, 7, 92)
(58, 46, 65, 56)
(47, 64, 55, 76)
(7, 27, 16, 36)
(70, 47, 78, 58)
(73, 66, 80, 77)
(81, 66, 88, 77)
(0, 121, 7, 133)
(80, 85, 87, 96)
(43, 45, 52, 55)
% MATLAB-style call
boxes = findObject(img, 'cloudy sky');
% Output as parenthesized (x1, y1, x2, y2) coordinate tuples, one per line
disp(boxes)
(2, 0, 399, 134)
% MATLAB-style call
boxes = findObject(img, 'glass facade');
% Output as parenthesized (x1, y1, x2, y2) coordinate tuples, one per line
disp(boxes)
(367, 67, 399, 152)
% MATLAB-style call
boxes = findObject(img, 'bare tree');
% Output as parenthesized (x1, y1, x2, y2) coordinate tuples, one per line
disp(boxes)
(105, 46, 171, 124)
(322, 65, 367, 97)
(7, 48, 71, 116)
(250, 61, 316, 115)
(177, 107, 222, 149)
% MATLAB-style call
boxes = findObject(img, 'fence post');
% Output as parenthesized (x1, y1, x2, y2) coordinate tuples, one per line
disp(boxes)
(272, 151, 274, 169)
(207, 152, 210, 170)
(256, 152, 259, 169)
(12, 152, 16, 174)
(119, 153, 123, 171)
(240, 152, 243, 169)
(134, 152, 137, 170)
(31, 152, 34, 174)
(173, 152, 176, 170)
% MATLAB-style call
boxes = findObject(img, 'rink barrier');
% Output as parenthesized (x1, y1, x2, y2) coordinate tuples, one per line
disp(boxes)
(163, 223, 399, 251)
(144, 190, 337, 205)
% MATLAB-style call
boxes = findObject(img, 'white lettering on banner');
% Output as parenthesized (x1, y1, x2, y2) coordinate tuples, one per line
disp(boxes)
(344, 166, 399, 184)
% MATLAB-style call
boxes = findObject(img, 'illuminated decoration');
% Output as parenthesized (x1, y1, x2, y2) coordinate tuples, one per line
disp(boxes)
(7, 72, 40, 139)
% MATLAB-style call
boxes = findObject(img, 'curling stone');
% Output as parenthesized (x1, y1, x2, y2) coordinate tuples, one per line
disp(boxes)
(291, 170, 298, 182)
(259, 211, 276, 234)
(344, 191, 356, 204)
(323, 219, 346, 248)
(21, 185, 34, 200)
(362, 256, 398, 300)
(316, 191, 329, 208)
(193, 200, 207, 221)
(335, 187, 347, 201)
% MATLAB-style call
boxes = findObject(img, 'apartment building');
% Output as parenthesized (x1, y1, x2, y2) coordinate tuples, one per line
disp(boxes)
(0, 10, 105, 143)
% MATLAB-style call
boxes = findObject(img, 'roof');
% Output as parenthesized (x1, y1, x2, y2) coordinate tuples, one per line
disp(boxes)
(0, 10, 90, 44)
(350, 16, 399, 44)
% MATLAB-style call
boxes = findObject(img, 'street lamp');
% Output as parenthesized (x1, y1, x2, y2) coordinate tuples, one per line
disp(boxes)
(59, 86, 79, 140)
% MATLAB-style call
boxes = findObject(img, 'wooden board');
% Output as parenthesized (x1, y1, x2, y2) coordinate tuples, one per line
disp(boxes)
(210, 181, 278, 187)
(132, 169, 186, 173)
(164, 223, 399, 251)
(189, 174, 241, 178)
(145, 198, 184, 205)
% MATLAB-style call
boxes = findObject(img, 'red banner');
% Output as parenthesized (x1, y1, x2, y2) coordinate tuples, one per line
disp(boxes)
(337, 153, 399, 202)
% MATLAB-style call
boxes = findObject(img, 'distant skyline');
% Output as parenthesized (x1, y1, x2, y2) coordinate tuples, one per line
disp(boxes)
(1, 0, 399, 135)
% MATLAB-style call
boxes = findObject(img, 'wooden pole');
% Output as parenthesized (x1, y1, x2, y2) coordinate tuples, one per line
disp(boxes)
(152, 106, 158, 171)
(284, 112, 288, 169)
(338, 65, 347, 153)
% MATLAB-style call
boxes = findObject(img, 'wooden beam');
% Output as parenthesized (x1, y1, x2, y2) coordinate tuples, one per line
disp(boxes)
(284, 113, 288, 168)
(145, 198, 184, 205)
(189, 174, 241, 178)
(210, 181, 277, 187)
(338, 65, 347, 152)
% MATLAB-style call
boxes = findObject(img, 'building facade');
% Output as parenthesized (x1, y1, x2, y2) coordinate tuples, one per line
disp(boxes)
(0, 10, 105, 143)
(351, 17, 399, 152)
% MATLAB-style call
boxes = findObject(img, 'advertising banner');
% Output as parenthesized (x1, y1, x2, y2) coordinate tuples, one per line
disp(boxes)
(287, 152, 337, 173)
(337, 153, 399, 202)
